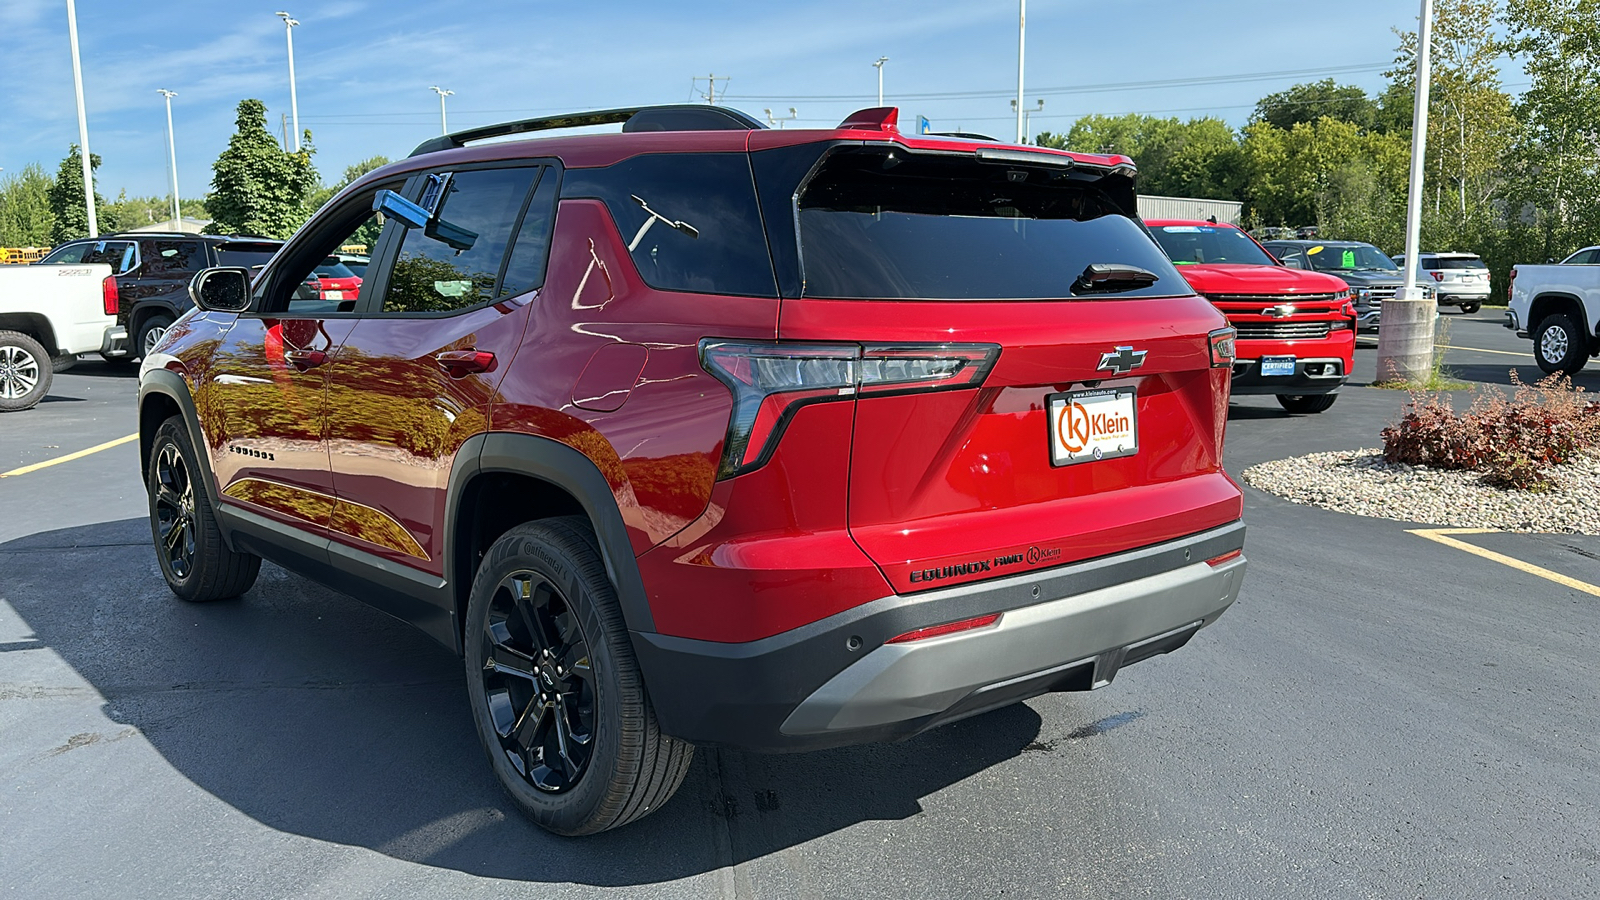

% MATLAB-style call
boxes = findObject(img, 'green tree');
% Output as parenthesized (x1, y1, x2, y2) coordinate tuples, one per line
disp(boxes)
(1240, 117, 1410, 241)
(207, 99, 319, 238)
(0, 163, 56, 247)
(47, 145, 107, 244)
(1039, 114, 1243, 199)
(1501, 0, 1600, 246)
(1252, 80, 1378, 132)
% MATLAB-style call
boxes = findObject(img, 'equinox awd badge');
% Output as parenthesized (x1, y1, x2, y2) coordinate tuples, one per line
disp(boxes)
(1097, 346, 1147, 376)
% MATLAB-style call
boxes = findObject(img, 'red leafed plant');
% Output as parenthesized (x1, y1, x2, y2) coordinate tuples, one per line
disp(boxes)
(1380, 372, 1600, 491)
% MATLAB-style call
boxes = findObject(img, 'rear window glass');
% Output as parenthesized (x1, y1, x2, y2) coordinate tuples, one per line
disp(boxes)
(561, 153, 777, 298)
(797, 147, 1179, 300)
(1426, 257, 1486, 269)
(1152, 225, 1276, 267)
(314, 259, 356, 278)
(214, 243, 281, 270)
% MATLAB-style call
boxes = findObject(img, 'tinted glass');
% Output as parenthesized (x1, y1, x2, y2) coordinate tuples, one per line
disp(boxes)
(1306, 244, 1398, 273)
(1152, 225, 1277, 266)
(342, 259, 369, 278)
(1430, 257, 1486, 270)
(1570, 250, 1600, 265)
(314, 259, 357, 279)
(81, 241, 137, 273)
(562, 153, 777, 297)
(797, 147, 1180, 300)
(382, 167, 537, 314)
(215, 244, 281, 270)
(38, 243, 89, 264)
(498, 169, 558, 298)
(142, 240, 204, 276)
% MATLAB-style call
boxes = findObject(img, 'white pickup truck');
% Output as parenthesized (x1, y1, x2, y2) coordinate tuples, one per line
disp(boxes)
(0, 262, 127, 411)
(1507, 246, 1600, 375)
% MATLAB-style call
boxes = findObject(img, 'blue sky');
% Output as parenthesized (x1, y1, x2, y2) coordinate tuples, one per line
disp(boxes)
(0, 0, 1449, 200)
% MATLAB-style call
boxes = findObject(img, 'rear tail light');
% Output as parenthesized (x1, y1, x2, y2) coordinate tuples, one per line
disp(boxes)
(886, 612, 1001, 644)
(700, 339, 999, 478)
(1508, 268, 1516, 301)
(102, 275, 118, 317)
(1429, 271, 1444, 281)
(1208, 327, 1237, 368)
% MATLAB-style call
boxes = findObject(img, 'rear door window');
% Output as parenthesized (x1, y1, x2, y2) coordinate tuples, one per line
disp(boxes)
(561, 153, 777, 298)
(797, 147, 1180, 300)
(141, 240, 204, 277)
(380, 166, 538, 314)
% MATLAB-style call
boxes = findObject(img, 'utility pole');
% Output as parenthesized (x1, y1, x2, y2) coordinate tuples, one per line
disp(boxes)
(430, 85, 453, 134)
(694, 74, 725, 105)
(158, 89, 180, 228)
(1377, 0, 1435, 384)
(763, 107, 798, 128)
(873, 57, 889, 107)
(1011, 98, 1043, 144)
(1015, 0, 1026, 144)
(276, 11, 301, 152)
(65, 0, 98, 237)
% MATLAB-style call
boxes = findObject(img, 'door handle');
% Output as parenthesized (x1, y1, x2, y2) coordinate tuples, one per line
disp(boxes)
(435, 349, 495, 376)
(285, 348, 327, 370)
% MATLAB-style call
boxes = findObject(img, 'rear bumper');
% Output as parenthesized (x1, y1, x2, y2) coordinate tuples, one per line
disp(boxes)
(633, 520, 1245, 751)
(1437, 286, 1491, 303)
(99, 325, 129, 358)
(1229, 356, 1347, 396)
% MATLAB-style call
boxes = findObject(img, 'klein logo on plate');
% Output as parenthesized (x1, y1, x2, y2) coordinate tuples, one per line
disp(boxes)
(1048, 386, 1138, 466)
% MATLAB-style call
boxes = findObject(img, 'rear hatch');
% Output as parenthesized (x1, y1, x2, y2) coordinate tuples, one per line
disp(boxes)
(762, 141, 1242, 594)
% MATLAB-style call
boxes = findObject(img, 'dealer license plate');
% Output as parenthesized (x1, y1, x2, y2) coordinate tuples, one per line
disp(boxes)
(1048, 386, 1138, 467)
(324, 290, 345, 299)
(1260, 355, 1296, 376)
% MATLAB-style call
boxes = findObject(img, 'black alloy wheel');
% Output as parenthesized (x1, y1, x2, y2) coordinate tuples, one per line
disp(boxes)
(481, 569, 597, 793)
(152, 442, 198, 579)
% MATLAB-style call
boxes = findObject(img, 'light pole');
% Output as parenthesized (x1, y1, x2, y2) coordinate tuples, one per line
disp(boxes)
(763, 107, 798, 128)
(872, 57, 888, 107)
(1016, 0, 1026, 144)
(1011, 98, 1043, 144)
(275, 11, 300, 152)
(1376, 0, 1436, 383)
(157, 89, 180, 228)
(430, 86, 454, 134)
(65, 0, 98, 237)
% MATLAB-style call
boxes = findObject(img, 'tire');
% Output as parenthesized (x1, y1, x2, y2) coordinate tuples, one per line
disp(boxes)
(137, 314, 175, 359)
(1460, 302, 1481, 315)
(146, 417, 261, 601)
(0, 330, 52, 412)
(51, 354, 78, 373)
(1276, 393, 1338, 414)
(1534, 313, 1587, 375)
(463, 517, 692, 836)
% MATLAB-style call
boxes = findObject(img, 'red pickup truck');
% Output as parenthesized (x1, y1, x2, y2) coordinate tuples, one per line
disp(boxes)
(1148, 220, 1356, 413)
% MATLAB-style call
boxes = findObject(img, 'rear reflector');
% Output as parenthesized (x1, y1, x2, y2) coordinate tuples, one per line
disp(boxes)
(1206, 549, 1243, 567)
(102, 275, 119, 317)
(886, 612, 1001, 644)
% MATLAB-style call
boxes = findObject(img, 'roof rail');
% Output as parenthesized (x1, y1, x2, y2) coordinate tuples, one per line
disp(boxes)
(408, 104, 767, 157)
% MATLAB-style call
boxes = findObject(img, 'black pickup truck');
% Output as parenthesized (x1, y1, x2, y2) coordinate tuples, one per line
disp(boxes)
(35, 233, 282, 358)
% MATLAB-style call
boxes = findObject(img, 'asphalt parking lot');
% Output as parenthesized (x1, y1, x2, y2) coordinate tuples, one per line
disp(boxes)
(3, 309, 1598, 899)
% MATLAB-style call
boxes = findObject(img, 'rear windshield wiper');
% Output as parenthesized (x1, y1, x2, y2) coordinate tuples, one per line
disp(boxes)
(1073, 263, 1159, 295)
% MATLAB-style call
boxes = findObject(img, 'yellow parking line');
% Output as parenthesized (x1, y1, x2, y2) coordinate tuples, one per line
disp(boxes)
(0, 433, 138, 479)
(1408, 527, 1600, 597)
(1435, 344, 1530, 358)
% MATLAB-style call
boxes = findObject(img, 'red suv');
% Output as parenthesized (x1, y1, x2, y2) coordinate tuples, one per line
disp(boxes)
(137, 105, 1248, 835)
(1148, 221, 1355, 413)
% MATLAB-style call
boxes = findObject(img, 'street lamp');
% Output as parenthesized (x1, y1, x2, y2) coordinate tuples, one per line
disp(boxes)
(275, 11, 300, 152)
(1016, 0, 1027, 144)
(872, 57, 888, 107)
(157, 89, 180, 229)
(1011, 98, 1043, 144)
(763, 107, 798, 128)
(65, 0, 98, 237)
(430, 85, 454, 134)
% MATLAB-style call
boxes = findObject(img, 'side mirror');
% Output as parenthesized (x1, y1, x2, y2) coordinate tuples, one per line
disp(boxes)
(374, 189, 430, 229)
(189, 267, 253, 312)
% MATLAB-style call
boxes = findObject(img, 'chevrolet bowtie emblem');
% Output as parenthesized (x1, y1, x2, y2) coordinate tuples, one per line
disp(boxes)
(1097, 346, 1147, 376)
(1263, 304, 1297, 318)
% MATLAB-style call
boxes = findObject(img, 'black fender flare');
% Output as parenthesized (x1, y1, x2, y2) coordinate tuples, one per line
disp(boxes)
(447, 432, 656, 642)
(138, 367, 223, 514)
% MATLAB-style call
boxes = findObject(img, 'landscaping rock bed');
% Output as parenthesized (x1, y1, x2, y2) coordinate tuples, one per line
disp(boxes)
(1242, 449, 1600, 534)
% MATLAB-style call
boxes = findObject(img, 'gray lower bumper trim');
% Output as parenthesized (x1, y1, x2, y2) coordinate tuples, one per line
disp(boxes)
(780, 555, 1245, 735)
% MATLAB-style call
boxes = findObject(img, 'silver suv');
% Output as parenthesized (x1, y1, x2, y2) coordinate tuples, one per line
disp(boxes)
(1392, 251, 1491, 314)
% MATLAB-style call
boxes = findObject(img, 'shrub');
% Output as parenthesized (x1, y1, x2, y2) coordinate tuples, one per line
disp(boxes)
(1380, 372, 1600, 489)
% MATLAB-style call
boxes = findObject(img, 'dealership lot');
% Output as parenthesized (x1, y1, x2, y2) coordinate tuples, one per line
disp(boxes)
(3, 310, 1598, 899)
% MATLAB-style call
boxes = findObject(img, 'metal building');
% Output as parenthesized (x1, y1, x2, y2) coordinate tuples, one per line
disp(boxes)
(1136, 195, 1243, 226)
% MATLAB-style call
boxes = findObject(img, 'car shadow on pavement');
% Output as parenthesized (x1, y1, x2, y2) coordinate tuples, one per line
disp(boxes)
(1443, 363, 1600, 390)
(1, 518, 1045, 886)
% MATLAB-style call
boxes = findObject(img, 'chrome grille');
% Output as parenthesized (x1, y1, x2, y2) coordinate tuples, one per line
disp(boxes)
(1208, 293, 1341, 305)
(1234, 321, 1334, 340)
